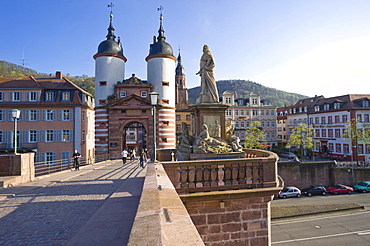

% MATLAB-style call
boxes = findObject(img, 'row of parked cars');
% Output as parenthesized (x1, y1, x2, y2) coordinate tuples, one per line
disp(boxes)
(277, 181, 370, 199)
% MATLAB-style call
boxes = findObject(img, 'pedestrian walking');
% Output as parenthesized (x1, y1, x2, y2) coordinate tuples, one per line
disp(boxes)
(139, 149, 147, 168)
(121, 149, 128, 165)
(73, 150, 81, 171)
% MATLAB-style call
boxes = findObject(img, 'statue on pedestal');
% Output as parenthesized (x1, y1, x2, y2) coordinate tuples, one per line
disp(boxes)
(196, 45, 219, 104)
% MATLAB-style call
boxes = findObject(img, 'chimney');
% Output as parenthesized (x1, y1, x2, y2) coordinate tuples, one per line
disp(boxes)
(56, 71, 62, 79)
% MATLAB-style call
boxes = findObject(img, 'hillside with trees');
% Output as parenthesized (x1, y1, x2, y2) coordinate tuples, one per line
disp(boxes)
(188, 79, 307, 107)
(0, 61, 95, 95)
(1, 61, 306, 106)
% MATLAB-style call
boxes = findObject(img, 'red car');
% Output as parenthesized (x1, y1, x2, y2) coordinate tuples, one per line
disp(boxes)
(327, 184, 353, 194)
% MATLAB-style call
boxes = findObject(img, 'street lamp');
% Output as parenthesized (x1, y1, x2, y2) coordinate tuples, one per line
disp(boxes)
(11, 109, 21, 154)
(150, 92, 159, 162)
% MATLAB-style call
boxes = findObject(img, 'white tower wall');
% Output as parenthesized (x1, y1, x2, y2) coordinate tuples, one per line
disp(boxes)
(95, 56, 125, 106)
(147, 57, 176, 108)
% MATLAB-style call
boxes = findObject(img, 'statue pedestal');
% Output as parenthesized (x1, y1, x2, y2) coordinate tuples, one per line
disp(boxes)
(190, 103, 229, 140)
(190, 152, 245, 160)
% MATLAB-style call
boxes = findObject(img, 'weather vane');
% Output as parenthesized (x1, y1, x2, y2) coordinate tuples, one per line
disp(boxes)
(108, 2, 114, 17)
(157, 5, 164, 19)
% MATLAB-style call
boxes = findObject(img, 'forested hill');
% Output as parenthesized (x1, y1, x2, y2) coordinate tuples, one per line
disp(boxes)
(188, 79, 307, 107)
(1, 61, 306, 106)
(0, 61, 95, 95)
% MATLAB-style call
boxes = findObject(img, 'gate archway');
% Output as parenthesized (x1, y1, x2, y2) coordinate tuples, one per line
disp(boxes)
(122, 122, 147, 153)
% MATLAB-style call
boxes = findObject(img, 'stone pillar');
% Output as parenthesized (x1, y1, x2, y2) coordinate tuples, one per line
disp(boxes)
(180, 189, 277, 246)
(190, 103, 229, 140)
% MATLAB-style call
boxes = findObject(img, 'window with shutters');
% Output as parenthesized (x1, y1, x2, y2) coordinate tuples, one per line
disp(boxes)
(46, 130, 54, 142)
(29, 130, 37, 142)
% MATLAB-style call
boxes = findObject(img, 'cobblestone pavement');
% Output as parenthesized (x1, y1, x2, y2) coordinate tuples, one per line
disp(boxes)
(0, 159, 144, 246)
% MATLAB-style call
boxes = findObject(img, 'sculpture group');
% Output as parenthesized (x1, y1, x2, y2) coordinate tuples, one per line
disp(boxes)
(176, 45, 242, 161)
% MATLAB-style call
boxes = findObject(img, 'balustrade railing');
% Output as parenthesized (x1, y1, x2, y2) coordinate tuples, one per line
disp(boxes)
(34, 154, 110, 177)
(162, 149, 278, 194)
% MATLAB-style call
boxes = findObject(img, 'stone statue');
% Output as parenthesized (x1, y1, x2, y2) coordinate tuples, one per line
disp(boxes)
(193, 124, 232, 154)
(177, 123, 192, 160)
(196, 45, 219, 104)
(210, 120, 221, 138)
(225, 121, 243, 152)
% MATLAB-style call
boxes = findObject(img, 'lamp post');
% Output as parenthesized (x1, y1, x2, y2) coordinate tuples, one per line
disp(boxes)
(11, 109, 21, 154)
(150, 92, 159, 162)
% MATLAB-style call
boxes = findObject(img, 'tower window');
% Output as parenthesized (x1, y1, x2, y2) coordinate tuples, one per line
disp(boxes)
(142, 110, 146, 113)
(162, 99, 169, 104)
(120, 91, 126, 97)
(162, 81, 169, 86)
(162, 138, 167, 143)
(99, 99, 106, 105)
(99, 81, 107, 86)
(141, 91, 147, 97)
(163, 121, 169, 126)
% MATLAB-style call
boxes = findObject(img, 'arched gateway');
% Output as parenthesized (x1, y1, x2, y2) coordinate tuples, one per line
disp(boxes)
(123, 122, 147, 154)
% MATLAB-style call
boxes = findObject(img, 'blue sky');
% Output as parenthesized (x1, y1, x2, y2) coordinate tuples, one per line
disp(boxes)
(1, 0, 370, 98)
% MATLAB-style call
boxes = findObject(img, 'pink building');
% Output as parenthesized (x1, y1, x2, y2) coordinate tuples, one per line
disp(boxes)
(0, 72, 95, 163)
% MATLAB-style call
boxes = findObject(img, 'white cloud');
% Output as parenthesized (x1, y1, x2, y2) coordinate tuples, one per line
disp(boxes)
(251, 34, 370, 97)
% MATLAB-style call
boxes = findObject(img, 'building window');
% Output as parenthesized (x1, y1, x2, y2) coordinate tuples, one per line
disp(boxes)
(28, 110, 38, 121)
(358, 144, 364, 154)
(343, 115, 348, 123)
(357, 114, 362, 122)
(309, 118, 313, 124)
(62, 92, 70, 101)
(235, 121, 239, 128)
(142, 110, 146, 113)
(329, 143, 334, 152)
(61, 109, 72, 121)
(141, 91, 147, 97)
(334, 116, 339, 123)
(336, 143, 341, 153)
(240, 121, 245, 128)
(315, 129, 320, 137)
(176, 124, 181, 131)
(44, 109, 55, 121)
(176, 115, 181, 121)
(252, 98, 258, 105)
(246, 110, 249, 116)
(99, 81, 107, 86)
(328, 116, 332, 124)
(82, 130, 85, 142)
(335, 129, 341, 138)
(334, 102, 341, 109)
(61, 130, 72, 142)
(240, 110, 244, 116)
(46, 130, 55, 142)
(0, 91, 3, 101)
(225, 98, 231, 104)
(12, 92, 21, 101)
(82, 111, 85, 121)
(328, 129, 333, 137)
(235, 110, 239, 116)
(321, 117, 326, 124)
(29, 130, 38, 142)
(323, 104, 330, 110)
(0, 131, 4, 143)
(120, 91, 126, 97)
(45, 92, 54, 101)
(226, 109, 232, 116)
(162, 99, 169, 104)
(28, 92, 38, 101)
(186, 115, 191, 121)
(315, 117, 319, 124)
(0, 110, 4, 122)
(321, 129, 326, 137)
(252, 110, 258, 116)
(344, 144, 350, 155)
(314, 106, 320, 112)
(162, 81, 169, 86)
(364, 114, 369, 122)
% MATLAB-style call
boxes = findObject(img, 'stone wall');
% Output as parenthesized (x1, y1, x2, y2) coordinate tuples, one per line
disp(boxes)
(278, 161, 370, 188)
(183, 195, 273, 246)
(0, 153, 35, 187)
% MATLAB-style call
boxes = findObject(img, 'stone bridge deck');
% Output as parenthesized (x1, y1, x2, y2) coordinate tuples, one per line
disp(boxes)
(0, 159, 146, 245)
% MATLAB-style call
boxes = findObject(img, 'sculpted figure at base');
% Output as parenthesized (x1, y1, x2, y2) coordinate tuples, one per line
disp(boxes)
(176, 123, 192, 161)
(196, 45, 219, 104)
(225, 121, 243, 152)
(193, 124, 232, 154)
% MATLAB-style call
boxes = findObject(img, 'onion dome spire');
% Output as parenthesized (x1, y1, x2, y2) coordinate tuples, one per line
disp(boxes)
(147, 6, 174, 58)
(176, 48, 185, 76)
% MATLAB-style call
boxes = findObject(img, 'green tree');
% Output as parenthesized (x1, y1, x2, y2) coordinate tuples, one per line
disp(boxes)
(287, 123, 313, 161)
(244, 121, 266, 149)
(343, 118, 370, 165)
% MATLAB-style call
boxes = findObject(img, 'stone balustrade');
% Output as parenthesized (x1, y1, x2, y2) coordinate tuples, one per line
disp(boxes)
(162, 149, 278, 194)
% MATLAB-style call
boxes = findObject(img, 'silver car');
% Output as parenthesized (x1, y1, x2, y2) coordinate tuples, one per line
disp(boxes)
(279, 186, 301, 199)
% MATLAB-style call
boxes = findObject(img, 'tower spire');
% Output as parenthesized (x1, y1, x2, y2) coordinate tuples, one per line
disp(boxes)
(157, 5, 165, 41)
(107, 2, 116, 40)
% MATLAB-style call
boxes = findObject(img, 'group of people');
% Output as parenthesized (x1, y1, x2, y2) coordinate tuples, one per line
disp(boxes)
(121, 148, 147, 168)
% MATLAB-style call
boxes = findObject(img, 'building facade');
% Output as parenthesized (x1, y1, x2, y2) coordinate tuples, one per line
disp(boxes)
(222, 91, 277, 149)
(308, 94, 370, 162)
(0, 72, 95, 162)
(94, 12, 177, 159)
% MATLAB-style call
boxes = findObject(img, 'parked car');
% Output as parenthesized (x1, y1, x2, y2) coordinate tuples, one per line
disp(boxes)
(301, 186, 326, 196)
(279, 152, 296, 159)
(327, 184, 353, 194)
(278, 187, 301, 199)
(353, 181, 370, 193)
